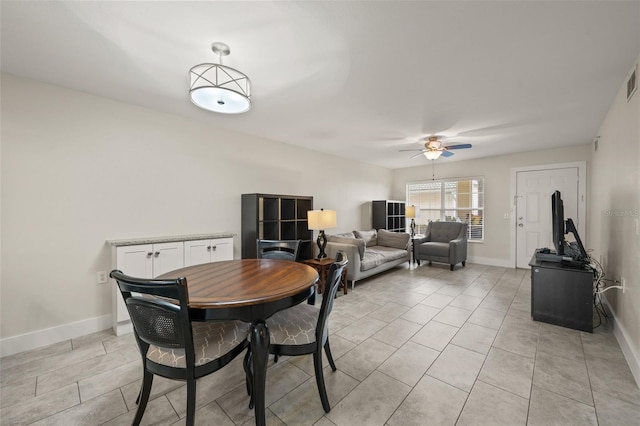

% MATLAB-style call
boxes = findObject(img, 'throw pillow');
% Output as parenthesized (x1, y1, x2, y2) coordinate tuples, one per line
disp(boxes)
(327, 235, 365, 260)
(377, 229, 410, 249)
(354, 229, 377, 247)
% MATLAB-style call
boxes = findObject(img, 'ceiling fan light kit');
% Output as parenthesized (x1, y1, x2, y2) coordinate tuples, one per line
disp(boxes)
(424, 150, 443, 160)
(399, 135, 472, 160)
(189, 42, 251, 114)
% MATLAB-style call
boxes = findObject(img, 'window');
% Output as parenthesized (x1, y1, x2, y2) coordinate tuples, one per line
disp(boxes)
(407, 177, 484, 241)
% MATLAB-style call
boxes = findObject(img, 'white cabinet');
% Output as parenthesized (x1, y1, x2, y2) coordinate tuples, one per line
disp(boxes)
(184, 237, 233, 267)
(116, 242, 184, 279)
(149, 242, 185, 276)
(112, 242, 184, 333)
(115, 244, 154, 279)
(109, 233, 235, 336)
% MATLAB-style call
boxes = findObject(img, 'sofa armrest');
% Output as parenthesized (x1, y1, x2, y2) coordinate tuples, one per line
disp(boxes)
(449, 237, 465, 247)
(414, 236, 430, 245)
(448, 237, 468, 263)
(325, 242, 361, 270)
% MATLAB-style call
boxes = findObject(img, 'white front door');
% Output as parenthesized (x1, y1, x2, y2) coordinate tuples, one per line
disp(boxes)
(515, 167, 580, 268)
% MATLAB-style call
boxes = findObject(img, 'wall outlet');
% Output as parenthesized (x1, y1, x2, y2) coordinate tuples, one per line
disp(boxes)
(503, 213, 509, 219)
(621, 277, 626, 294)
(96, 271, 108, 284)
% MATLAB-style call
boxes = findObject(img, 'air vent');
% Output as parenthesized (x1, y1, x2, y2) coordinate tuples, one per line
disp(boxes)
(627, 65, 637, 101)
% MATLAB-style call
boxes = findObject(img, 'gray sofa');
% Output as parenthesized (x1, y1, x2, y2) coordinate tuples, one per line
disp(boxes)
(414, 221, 468, 271)
(325, 229, 411, 288)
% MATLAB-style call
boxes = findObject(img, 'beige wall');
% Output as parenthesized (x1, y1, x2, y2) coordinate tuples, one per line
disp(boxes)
(0, 74, 392, 339)
(392, 145, 592, 265)
(589, 55, 640, 374)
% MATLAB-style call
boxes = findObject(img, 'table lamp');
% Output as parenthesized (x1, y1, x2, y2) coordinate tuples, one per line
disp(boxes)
(308, 209, 337, 259)
(406, 205, 416, 237)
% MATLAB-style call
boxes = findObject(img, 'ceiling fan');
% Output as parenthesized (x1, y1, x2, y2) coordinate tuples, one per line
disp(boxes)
(399, 136, 472, 160)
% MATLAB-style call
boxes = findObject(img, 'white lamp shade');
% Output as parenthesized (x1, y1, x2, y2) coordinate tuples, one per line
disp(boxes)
(308, 210, 337, 230)
(189, 63, 251, 114)
(424, 150, 443, 160)
(190, 86, 250, 113)
(406, 206, 416, 218)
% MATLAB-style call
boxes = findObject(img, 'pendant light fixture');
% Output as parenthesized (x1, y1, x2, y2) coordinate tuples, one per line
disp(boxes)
(189, 42, 251, 114)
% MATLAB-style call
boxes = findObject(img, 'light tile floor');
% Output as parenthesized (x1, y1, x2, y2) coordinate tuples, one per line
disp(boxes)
(2, 263, 639, 425)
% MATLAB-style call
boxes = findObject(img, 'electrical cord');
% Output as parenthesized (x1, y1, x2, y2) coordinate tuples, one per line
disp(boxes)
(590, 255, 624, 293)
(588, 253, 611, 329)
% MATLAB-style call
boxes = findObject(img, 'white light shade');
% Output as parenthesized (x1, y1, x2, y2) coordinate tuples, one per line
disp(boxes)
(406, 206, 416, 218)
(308, 210, 337, 230)
(189, 63, 251, 114)
(424, 150, 443, 160)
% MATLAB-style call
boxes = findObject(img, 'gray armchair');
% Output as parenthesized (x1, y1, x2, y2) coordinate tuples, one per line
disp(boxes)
(414, 221, 468, 271)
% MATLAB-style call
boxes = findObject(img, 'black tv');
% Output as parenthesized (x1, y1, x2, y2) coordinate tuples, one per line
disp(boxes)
(551, 190, 565, 255)
(551, 190, 589, 262)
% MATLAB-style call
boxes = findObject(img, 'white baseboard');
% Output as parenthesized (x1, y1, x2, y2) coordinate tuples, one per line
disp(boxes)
(0, 314, 112, 357)
(467, 256, 513, 268)
(602, 296, 640, 388)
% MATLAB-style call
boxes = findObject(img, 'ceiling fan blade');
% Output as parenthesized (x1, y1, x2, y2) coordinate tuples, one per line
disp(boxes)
(410, 152, 426, 159)
(445, 143, 472, 150)
(399, 149, 426, 152)
(441, 150, 455, 157)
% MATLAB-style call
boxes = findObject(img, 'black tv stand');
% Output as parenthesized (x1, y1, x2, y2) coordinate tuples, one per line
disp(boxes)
(529, 254, 594, 332)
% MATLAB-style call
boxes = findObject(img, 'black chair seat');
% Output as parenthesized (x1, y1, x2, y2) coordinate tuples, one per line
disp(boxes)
(267, 303, 320, 345)
(147, 320, 249, 368)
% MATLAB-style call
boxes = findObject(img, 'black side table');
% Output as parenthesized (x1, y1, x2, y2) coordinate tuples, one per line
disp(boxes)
(411, 235, 425, 265)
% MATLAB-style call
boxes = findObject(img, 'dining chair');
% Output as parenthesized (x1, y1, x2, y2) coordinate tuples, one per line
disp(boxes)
(256, 239, 301, 261)
(262, 251, 348, 412)
(110, 270, 250, 426)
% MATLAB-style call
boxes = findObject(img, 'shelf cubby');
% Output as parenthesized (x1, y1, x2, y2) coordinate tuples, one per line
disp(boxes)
(242, 193, 314, 260)
(373, 200, 407, 233)
(281, 198, 296, 221)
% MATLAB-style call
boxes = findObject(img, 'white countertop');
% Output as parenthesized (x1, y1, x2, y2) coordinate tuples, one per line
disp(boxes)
(107, 232, 236, 247)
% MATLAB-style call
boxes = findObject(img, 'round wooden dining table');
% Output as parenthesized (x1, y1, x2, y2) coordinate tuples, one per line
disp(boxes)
(156, 259, 319, 426)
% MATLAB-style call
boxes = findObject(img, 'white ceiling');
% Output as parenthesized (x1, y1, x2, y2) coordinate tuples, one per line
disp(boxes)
(2, 1, 639, 169)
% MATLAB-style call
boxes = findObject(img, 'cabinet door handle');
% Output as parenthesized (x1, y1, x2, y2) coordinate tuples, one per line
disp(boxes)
(207, 246, 212, 250)
(154, 251, 160, 257)
(212, 245, 217, 250)
(147, 252, 153, 257)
